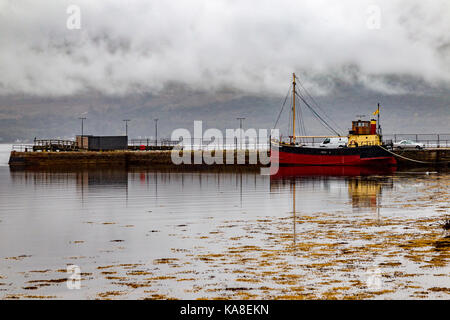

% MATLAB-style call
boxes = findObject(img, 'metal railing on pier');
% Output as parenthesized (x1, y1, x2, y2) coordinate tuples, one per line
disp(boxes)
(137, 138, 271, 151)
(10, 133, 450, 153)
(33, 139, 78, 151)
(11, 144, 34, 152)
(384, 133, 450, 148)
(128, 139, 179, 147)
(128, 139, 180, 151)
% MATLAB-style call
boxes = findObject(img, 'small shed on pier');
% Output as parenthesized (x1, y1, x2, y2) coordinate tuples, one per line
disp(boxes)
(76, 135, 128, 151)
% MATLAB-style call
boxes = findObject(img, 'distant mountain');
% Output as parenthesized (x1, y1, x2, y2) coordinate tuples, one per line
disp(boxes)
(0, 84, 448, 143)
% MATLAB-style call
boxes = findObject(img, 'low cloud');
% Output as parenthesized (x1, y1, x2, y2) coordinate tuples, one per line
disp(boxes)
(0, 0, 449, 96)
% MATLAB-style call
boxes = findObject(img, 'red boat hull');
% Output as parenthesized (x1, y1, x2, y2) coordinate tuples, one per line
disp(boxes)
(271, 145, 397, 167)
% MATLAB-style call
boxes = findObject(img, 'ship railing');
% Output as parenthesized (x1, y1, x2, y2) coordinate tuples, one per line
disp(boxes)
(357, 141, 382, 147)
(278, 136, 334, 147)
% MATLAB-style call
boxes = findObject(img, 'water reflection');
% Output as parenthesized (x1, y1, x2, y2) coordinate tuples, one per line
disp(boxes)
(10, 166, 396, 215)
(270, 166, 397, 242)
(7, 168, 263, 209)
(9, 168, 128, 188)
(348, 177, 393, 212)
(271, 166, 395, 210)
(2, 166, 448, 299)
(271, 165, 397, 178)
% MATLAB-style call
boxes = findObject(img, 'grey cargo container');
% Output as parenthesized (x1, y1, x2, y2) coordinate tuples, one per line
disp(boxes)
(87, 136, 128, 151)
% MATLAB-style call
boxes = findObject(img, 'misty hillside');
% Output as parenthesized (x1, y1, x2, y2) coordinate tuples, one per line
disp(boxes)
(0, 84, 448, 143)
(1, 1, 448, 142)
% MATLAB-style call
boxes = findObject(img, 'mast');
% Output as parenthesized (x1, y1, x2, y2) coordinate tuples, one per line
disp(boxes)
(292, 73, 296, 144)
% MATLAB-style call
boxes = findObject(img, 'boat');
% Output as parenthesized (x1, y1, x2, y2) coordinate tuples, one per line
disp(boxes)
(271, 74, 397, 167)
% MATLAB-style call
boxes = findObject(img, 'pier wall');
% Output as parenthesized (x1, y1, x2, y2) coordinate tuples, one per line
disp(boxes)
(8, 148, 450, 170)
(393, 148, 450, 167)
(8, 150, 267, 170)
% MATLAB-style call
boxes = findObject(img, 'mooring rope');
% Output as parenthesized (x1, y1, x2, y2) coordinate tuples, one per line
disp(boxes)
(377, 145, 450, 164)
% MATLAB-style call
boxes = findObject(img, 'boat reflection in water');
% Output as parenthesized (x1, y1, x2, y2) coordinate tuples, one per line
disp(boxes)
(271, 165, 396, 178)
(270, 166, 396, 244)
(272, 165, 395, 211)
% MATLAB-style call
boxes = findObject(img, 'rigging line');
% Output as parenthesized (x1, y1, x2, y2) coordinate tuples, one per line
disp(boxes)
(297, 97, 307, 140)
(296, 101, 301, 137)
(287, 93, 293, 138)
(300, 107, 307, 136)
(299, 94, 307, 137)
(297, 96, 334, 136)
(298, 110, 306, 142)
(273, 86, 292, 129)
(294, 93, 300, 141)
(295, 91, 341, 136)
(289, 87, 306, 140)
(295, 76, 345, 133)
(296, 92, 340, 136)
(295, 89, 340, 136)
(295, 77, 342, 131)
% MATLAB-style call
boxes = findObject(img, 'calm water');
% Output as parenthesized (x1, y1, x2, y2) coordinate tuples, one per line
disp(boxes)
(0, 144, 448, 299)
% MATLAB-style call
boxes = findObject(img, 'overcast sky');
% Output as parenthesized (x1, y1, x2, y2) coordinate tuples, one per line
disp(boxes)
(0, 0, 449, 97)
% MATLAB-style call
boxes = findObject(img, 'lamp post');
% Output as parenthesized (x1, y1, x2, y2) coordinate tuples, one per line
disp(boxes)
(79, 117, 86, 136)
(79, 117, 86, 149)
(237, 117, 245, 149)
(123, 119, 130, 136)
(154, 118, 159, 147)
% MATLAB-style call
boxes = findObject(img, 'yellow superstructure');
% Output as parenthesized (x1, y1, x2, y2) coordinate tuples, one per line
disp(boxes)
(347, 119, 382, 147)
